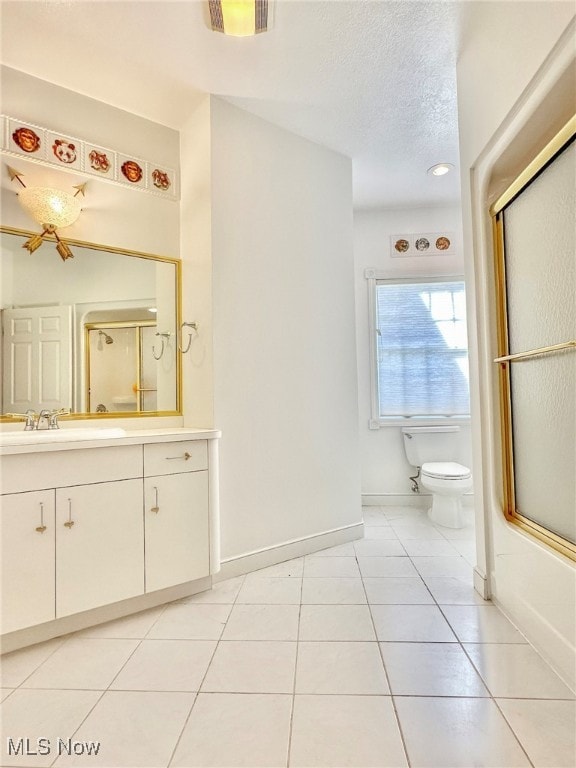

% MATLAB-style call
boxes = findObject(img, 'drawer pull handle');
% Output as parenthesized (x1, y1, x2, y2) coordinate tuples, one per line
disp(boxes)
(35, 501, 47, 533)
(64, 498, 75, 529)
(151, 486, 160, 514)
(166, 452, 192, 461)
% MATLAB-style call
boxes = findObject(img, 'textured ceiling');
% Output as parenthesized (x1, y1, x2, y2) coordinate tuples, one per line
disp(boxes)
(0, 0, 464, 209)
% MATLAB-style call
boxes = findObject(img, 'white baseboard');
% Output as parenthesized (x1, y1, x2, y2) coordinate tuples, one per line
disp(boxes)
(214, 522, 365, 582)
(362, 492, 475, 508)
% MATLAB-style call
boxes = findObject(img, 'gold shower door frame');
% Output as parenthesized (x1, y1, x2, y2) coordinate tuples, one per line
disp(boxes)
(85, 320, 157, 413)
(491, 115, 576, 562)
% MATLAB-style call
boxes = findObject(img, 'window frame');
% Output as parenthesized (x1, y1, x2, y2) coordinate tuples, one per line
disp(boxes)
(365, 270, 471, 429)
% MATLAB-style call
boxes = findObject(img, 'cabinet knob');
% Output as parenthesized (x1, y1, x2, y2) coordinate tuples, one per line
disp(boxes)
(166, 452, 192, 461)
(64, 498, 75, 529)
(35, 502, 47, 533)
(151, 486, 160, 513)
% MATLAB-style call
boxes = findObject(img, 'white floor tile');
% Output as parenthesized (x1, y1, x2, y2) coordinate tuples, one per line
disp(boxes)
(448, 539, 477, 564)
(296, 641, 389, 694)
(391, 522, 445, 540)
(384, 508, 428, 522)
(289, 694, 407, 767)
(146, 603, 231, 640)
(221, 604, 299, 640)
(363, 526, 400, 540)
(299, 605, 376, 641)
(201, 641, 297, 693)
(303, 556, 361, 578)
(54, 690, 194, 767)
(1, 689, 101, 768)
(422, 576, 485, 605)
(73, 607, 165, 639)
(0, 637, 67, 688)
(357, 556, 418, 577)
(371, 604, 456, 642)
(110, 639, 217, 691)
(497, 698, 576, 767)
(362, 509, 391, 525)
(0, 688, 14, 701)
(394, 696, 531, 767)
(380, 642, 489, 696)
(251, 558, 304, 577)
(181, 576, 245, 604)
(301, 577, 367, 604)
(411, 556, 473, 581)
(172, 693, 292, 767)
(236, 576, 302, 604)
(434, 522, 476, 540)
(21, 638, 139, 690)
(465, 643, 575, 699)
(401, 539, 459, 557)
(312, 542, 357, 556)
(442, 605, 528, 643)
(363, 577, 434, 604)
(353, 539, 407, 556)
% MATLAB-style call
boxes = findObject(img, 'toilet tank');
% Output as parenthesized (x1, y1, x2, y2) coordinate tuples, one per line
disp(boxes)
(402, 426, 460, 467)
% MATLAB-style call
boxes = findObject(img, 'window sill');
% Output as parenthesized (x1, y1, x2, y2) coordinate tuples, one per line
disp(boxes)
(369, 416, 471, 430)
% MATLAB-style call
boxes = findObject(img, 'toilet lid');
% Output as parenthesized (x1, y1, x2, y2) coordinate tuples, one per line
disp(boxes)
(422, 462, 471, 480)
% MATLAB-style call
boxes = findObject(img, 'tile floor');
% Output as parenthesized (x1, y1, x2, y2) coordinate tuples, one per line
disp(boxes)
(1, 506, 574, 768)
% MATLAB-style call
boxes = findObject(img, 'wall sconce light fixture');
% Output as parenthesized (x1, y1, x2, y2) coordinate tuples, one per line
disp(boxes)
(8, 166, 86, 261)
(209, 0, 270, 36)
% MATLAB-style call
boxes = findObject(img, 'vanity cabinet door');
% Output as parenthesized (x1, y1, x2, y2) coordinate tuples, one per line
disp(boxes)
(0, 490, 56, 633)
(55, 480, 144, 617)
(144, 471, 209, 593)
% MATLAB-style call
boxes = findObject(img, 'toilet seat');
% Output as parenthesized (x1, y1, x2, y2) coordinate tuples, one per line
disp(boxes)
(421, 462, 471, 480)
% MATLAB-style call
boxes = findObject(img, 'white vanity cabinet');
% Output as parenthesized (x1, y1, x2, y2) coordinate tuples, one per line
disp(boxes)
(143, 440, 210, 592)
(56, 479, 145, 617)
(0, 489, 56, 634)
(0, 429, 220, 649)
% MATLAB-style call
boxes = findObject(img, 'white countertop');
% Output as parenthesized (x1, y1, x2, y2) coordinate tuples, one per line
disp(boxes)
(0, 427, 221, 456)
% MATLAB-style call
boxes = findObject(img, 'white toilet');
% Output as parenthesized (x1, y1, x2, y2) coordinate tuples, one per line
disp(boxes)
(401, 426, 472, 529)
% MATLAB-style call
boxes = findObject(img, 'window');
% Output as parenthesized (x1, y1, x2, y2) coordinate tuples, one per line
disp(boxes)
(367, 275, 470, 425)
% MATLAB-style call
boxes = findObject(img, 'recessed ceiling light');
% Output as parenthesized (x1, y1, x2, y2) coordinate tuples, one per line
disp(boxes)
(427, 163, 454, 177)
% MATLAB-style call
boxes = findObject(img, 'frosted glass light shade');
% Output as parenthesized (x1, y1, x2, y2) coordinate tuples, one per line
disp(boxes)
(209, 0, 269, 36)
(18, 187, 82, 229)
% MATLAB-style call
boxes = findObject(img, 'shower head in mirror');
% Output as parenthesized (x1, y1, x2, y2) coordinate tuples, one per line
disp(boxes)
(97, 330, 114, 350)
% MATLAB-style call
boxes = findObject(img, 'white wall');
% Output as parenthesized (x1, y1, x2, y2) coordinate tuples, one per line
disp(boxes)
(354, 205, 471, 497)
(209, 98, 361, 561)
(456, 3, 576, 686)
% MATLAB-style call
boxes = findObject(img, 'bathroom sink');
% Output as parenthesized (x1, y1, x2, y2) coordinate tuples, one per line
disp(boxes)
(0, 428, 127, 446)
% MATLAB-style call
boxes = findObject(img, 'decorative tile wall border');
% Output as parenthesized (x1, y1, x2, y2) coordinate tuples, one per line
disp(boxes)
(1, 115, 179, 201)
(390, 232, 456, 257)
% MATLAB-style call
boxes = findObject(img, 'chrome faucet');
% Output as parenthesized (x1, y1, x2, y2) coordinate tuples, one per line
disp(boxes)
(5, 407, 70, 430)
(36, 410, 52, 430)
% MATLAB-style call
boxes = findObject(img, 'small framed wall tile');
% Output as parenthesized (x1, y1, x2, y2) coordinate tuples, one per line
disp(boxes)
(84, 143, 116, 180)
(149, 164, 176, 198)
(118, 154, 147, 189)
(390, 232, 455, 257)
(46, 131, 82, 170)
(8, 118, 46, 160)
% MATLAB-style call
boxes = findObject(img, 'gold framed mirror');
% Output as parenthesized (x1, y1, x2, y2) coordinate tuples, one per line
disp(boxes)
(0, 226, 182, 420)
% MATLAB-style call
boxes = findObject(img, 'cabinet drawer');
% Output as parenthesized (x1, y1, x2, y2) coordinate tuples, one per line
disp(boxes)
(1, 445, 142, 494)
(144, 440, 207, 477)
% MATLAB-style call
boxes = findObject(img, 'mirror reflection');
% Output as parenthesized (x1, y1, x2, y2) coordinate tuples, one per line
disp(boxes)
(0, 228, 180, 418)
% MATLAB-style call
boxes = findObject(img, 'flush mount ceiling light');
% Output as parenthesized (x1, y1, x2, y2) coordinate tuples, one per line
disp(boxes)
(8, 166, 86, 260)
(427, 163, 455, 177)
(209, 0, 270, 36)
